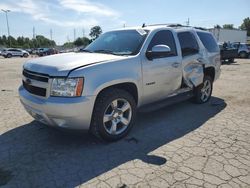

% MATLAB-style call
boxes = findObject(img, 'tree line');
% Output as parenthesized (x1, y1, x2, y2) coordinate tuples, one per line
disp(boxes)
(0, 25, 102, 49)
(0, 35, 56, 49)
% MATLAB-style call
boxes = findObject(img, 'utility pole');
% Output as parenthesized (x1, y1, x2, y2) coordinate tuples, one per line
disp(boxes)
(50, 29, 53, 40)
(1, 9, 11, 47)
(82, 28, 85, 38)
(186, 18, 190, 26)
(73, 28, 76, 41)
(33, 26, 36, 39)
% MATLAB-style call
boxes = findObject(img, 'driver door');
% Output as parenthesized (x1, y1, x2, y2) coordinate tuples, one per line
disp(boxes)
(141, 30, 182, 104)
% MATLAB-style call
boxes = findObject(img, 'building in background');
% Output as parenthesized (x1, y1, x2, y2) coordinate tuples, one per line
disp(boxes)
(209, 28, 247, 43)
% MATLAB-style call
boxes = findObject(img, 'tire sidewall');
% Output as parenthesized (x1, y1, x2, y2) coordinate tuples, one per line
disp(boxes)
(239, 52, 247, 58)
(91, 89, 136, 141)
(194, 75, 213, 104)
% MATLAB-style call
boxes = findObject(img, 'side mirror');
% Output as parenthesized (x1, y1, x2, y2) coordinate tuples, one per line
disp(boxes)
(146, 45, 171, 60)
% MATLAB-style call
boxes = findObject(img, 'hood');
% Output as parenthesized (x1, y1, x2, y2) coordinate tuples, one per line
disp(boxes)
(23, 52, 125, 76)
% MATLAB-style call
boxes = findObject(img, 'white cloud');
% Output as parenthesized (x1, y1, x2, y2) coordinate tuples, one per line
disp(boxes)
(0, 0, 119, 27)
(59, 0, 119, 17)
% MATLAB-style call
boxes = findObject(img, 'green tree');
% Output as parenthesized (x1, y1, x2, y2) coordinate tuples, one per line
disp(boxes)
(35, 35, 55, 47)
(74, 37, 90, 47)
(214, 25, 221, 29)
(17, 36, 25, 47)
(8, 36, 17, 47)
(223, 24, 234, 29)
(239, 17, 250, 36)
(62, 42, 74, 48)
(89, 26, 102, 40)
(0, 35, 56, 48)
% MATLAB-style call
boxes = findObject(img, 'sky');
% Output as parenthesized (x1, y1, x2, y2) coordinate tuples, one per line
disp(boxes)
(0, 0, 249, 45)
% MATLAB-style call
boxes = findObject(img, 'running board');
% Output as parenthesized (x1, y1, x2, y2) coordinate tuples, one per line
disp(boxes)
(139, 89, 193, 113)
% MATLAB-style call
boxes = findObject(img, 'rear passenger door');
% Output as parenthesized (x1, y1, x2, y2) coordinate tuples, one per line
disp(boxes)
(142, 30, 182, 104)
(177, 32, 204, 88)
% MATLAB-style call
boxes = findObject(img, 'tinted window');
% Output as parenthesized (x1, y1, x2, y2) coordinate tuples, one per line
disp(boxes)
(197, 32, 219, 53)
(178, 32, 199, 57)
(148, 30, 177, 56)
(85, 30, 148, 55)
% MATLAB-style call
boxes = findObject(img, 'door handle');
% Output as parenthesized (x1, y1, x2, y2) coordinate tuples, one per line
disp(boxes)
(172, 62, 180, 68)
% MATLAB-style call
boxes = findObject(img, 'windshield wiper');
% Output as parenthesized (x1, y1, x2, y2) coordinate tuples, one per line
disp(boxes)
(79, 49, 93, 53)
(93, 49, 116, 55)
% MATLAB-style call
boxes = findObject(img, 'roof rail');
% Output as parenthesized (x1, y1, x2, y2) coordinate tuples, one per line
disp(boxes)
(144, 23, 185, 27)
(142, 23, 207, 30)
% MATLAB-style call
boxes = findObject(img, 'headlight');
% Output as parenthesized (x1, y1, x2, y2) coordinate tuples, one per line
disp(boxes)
(51, 78, 84, 97)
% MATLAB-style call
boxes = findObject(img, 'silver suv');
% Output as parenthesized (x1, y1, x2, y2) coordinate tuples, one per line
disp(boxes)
(19, 24, 221, 141)
(2, 48, 29, 58)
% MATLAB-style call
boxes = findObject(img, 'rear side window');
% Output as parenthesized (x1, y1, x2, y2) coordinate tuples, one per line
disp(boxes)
(148, 30, 177, 56)
(177, 32, 199, 57)
(197, 32, 219, 53)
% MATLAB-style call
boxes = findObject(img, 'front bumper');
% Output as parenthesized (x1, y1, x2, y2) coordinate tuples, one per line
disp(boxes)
(19, 86, 96, 130)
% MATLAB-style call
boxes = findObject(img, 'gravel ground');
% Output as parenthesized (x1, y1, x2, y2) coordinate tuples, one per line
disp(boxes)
(0, 57, 250, 188)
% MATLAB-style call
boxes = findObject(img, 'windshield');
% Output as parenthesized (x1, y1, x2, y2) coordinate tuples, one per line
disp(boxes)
(85, 29, 148, 55)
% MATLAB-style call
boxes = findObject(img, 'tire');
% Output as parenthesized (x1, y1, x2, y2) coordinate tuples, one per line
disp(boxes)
(23, 53, 28, 58)
(239, 51, 247, 58)
(7, 53, 12, 58)
(193, 75, 213, 104)
(90, 88, 137, 141)
(229, 58, 234, 63)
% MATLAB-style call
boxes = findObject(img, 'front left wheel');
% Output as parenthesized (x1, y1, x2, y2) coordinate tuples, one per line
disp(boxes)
(90, 88, 136, 141)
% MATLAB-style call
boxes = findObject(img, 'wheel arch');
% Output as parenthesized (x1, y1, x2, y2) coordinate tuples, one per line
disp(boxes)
(94, 82, 139, 106)
(204, 66, 215, 81)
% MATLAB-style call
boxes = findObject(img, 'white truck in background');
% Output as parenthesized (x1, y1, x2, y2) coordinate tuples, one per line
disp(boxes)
(209, 28, 247, 43)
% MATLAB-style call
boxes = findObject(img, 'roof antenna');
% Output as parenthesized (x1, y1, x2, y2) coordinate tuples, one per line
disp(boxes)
(142, 23, 146, 28)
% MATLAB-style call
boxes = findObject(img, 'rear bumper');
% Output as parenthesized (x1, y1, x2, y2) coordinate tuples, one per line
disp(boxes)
(19, 86, 96, 130)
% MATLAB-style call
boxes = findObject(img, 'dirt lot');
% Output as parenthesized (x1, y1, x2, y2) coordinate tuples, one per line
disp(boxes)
(0, 56, 250, 188)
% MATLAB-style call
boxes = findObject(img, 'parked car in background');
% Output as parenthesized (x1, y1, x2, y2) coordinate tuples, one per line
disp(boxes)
(37, 48, 58, 56)
(19, 24, 221, 141)
(24, 49, 33, 54)
(219, 43, 238, 63)
(231, 42, 250, 58)
(1, 48, 29, 58)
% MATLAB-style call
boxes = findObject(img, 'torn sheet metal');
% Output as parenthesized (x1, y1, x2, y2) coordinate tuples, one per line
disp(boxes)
(182, 59, 204, 88)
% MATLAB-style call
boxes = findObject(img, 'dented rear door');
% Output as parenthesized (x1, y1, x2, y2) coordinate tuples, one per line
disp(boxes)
(177, 31, 204, 88)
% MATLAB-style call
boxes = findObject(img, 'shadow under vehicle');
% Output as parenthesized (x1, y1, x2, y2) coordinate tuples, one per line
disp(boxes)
(0, 97, 226, 187)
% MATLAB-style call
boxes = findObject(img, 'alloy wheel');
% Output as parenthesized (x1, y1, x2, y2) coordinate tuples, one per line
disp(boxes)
(103, 98, 132, 135)
(200, 80, 212, 102)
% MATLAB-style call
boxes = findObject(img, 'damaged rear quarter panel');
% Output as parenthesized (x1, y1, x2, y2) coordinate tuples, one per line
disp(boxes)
(182, 54, 204, 88)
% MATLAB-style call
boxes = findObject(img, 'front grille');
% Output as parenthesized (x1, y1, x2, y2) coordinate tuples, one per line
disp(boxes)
(22, 69, 49, 97)
(23, 70, 49, 82)
(23, 80, 47, 97)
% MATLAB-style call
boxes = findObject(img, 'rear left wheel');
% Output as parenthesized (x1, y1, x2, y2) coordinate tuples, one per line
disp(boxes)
(90, 88, 136, 141)
(193, 75, 213, 104)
